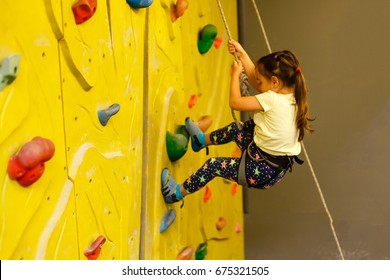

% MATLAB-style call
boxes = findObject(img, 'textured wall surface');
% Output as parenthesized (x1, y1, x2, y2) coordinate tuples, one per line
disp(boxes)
(0, 0, 243, 260)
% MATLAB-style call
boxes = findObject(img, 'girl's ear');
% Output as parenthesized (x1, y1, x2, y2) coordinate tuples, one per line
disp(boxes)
(271, 76, 279, 86)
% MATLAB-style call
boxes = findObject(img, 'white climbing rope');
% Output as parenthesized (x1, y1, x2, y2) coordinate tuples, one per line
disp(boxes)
(216, 0, 250, 123)
(249, 0, 345, 260)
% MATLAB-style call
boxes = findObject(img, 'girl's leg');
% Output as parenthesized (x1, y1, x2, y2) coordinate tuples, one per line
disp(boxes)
(186, 118, 247, 152)
(181, 156, 240, 194)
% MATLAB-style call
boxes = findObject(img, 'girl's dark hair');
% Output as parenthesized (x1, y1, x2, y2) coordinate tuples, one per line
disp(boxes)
(257, 51, 314, 141)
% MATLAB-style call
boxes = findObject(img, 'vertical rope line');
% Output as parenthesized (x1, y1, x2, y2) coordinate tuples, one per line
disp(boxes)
(249, 0, 345, 260)
(216, 0, 250, 123)
(301, 143, 345, 260)
(250, 0, 272, 54)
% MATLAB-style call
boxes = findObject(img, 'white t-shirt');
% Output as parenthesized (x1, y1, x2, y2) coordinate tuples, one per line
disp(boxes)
(253, 90, 301, 156)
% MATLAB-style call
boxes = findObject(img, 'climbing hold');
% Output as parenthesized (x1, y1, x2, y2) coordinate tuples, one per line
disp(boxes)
(84, 235, 106, 260)
(7, 137, 55, 187)
(126, 0, 153, 8)
(175, 125, 189, 142)
(72, 0, 97, 24)
(216, 217, 226, 231)
(197, 24, 217, 54)
(166, 131, 188, 162)
(171, 0, 188, 22)
(188, 94, 198, 108)
(16, 162, 46, 187)
(177, 246, 194, 260)
(196, 115, 213, 133)
(98, 103, 120, 126)
(0, 54, 20, 91)
(235, 224, 242, 233)
(195, 242, 208, 260)
(203, 186, 211, 203)
(213, 36, 223, 49)
(231, 183, 238, 195)
(160, 209, 176, 233)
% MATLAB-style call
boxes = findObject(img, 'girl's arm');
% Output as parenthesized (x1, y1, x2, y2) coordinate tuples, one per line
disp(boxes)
(228, 40, 258, 89)
(230, 60, 263, 112)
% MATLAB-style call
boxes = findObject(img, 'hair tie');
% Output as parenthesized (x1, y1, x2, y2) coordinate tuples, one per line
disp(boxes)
(274, 54, 278, 60)
(295, 67, 301, 73)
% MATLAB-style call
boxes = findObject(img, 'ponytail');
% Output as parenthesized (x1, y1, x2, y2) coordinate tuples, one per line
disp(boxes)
(257, 50, 314, 141)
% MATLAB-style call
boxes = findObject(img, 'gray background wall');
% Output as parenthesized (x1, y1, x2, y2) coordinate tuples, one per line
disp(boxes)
(239, 0, 390, 259)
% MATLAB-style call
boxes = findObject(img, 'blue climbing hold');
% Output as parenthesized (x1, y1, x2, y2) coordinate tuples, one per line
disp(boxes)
(98, 103, 120, 126)
(160, 209, 176, 233)
(126, 0, 153, 8)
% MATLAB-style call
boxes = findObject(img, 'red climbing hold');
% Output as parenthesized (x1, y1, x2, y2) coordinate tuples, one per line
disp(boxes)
(7, 137, 55, 186)
(72, 0, 97, 24)
(84, 235, 106, 260)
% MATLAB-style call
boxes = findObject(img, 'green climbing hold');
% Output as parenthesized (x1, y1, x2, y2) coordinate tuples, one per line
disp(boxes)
(195, 242, 208, 260)
(197, 24, 217, 54)
(175, 125, 189, 142)
(166, 131, 188, 162)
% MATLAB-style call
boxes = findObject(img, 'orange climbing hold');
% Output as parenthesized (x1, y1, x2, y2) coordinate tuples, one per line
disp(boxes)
(216, 217, 226, 231)
(188, 94, 198, 108)
(84, 235, 106, 260)
(196, 115, 213, 132)
(7, 137, 55, 187)
(213, 36, 223, 49)
(203, 185, 211, 203)
(231, 183, 239, 195)
(171, 0, 188, 22)
(176, 246, 194, 260)
(72, 0, 97, 24)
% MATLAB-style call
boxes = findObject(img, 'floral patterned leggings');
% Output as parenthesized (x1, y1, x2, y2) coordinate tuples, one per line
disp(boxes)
(182, 122, 288, 193)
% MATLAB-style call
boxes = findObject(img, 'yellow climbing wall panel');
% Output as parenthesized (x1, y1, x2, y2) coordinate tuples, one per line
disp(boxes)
(59, 0, 145, 260)
(144, 0, 244, 259)
(0, 0, 243, 260)
(0, 2, 77, 259)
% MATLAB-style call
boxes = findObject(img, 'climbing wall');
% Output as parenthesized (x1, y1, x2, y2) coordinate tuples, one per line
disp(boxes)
(0, 0, 243, 260)
(144, 0, 244, 259)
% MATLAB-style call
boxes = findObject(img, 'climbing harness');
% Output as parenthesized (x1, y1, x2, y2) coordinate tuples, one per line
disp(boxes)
(248, 0, 345, 260)
(236, 119, 304, 189)
(215, 0, 250, 124)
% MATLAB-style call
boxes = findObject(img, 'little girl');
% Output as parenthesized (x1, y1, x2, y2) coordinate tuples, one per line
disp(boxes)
(161, 40, 313, 204)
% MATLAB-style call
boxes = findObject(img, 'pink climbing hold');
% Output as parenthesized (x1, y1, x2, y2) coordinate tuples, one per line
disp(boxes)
(7, 137, 55, 187)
